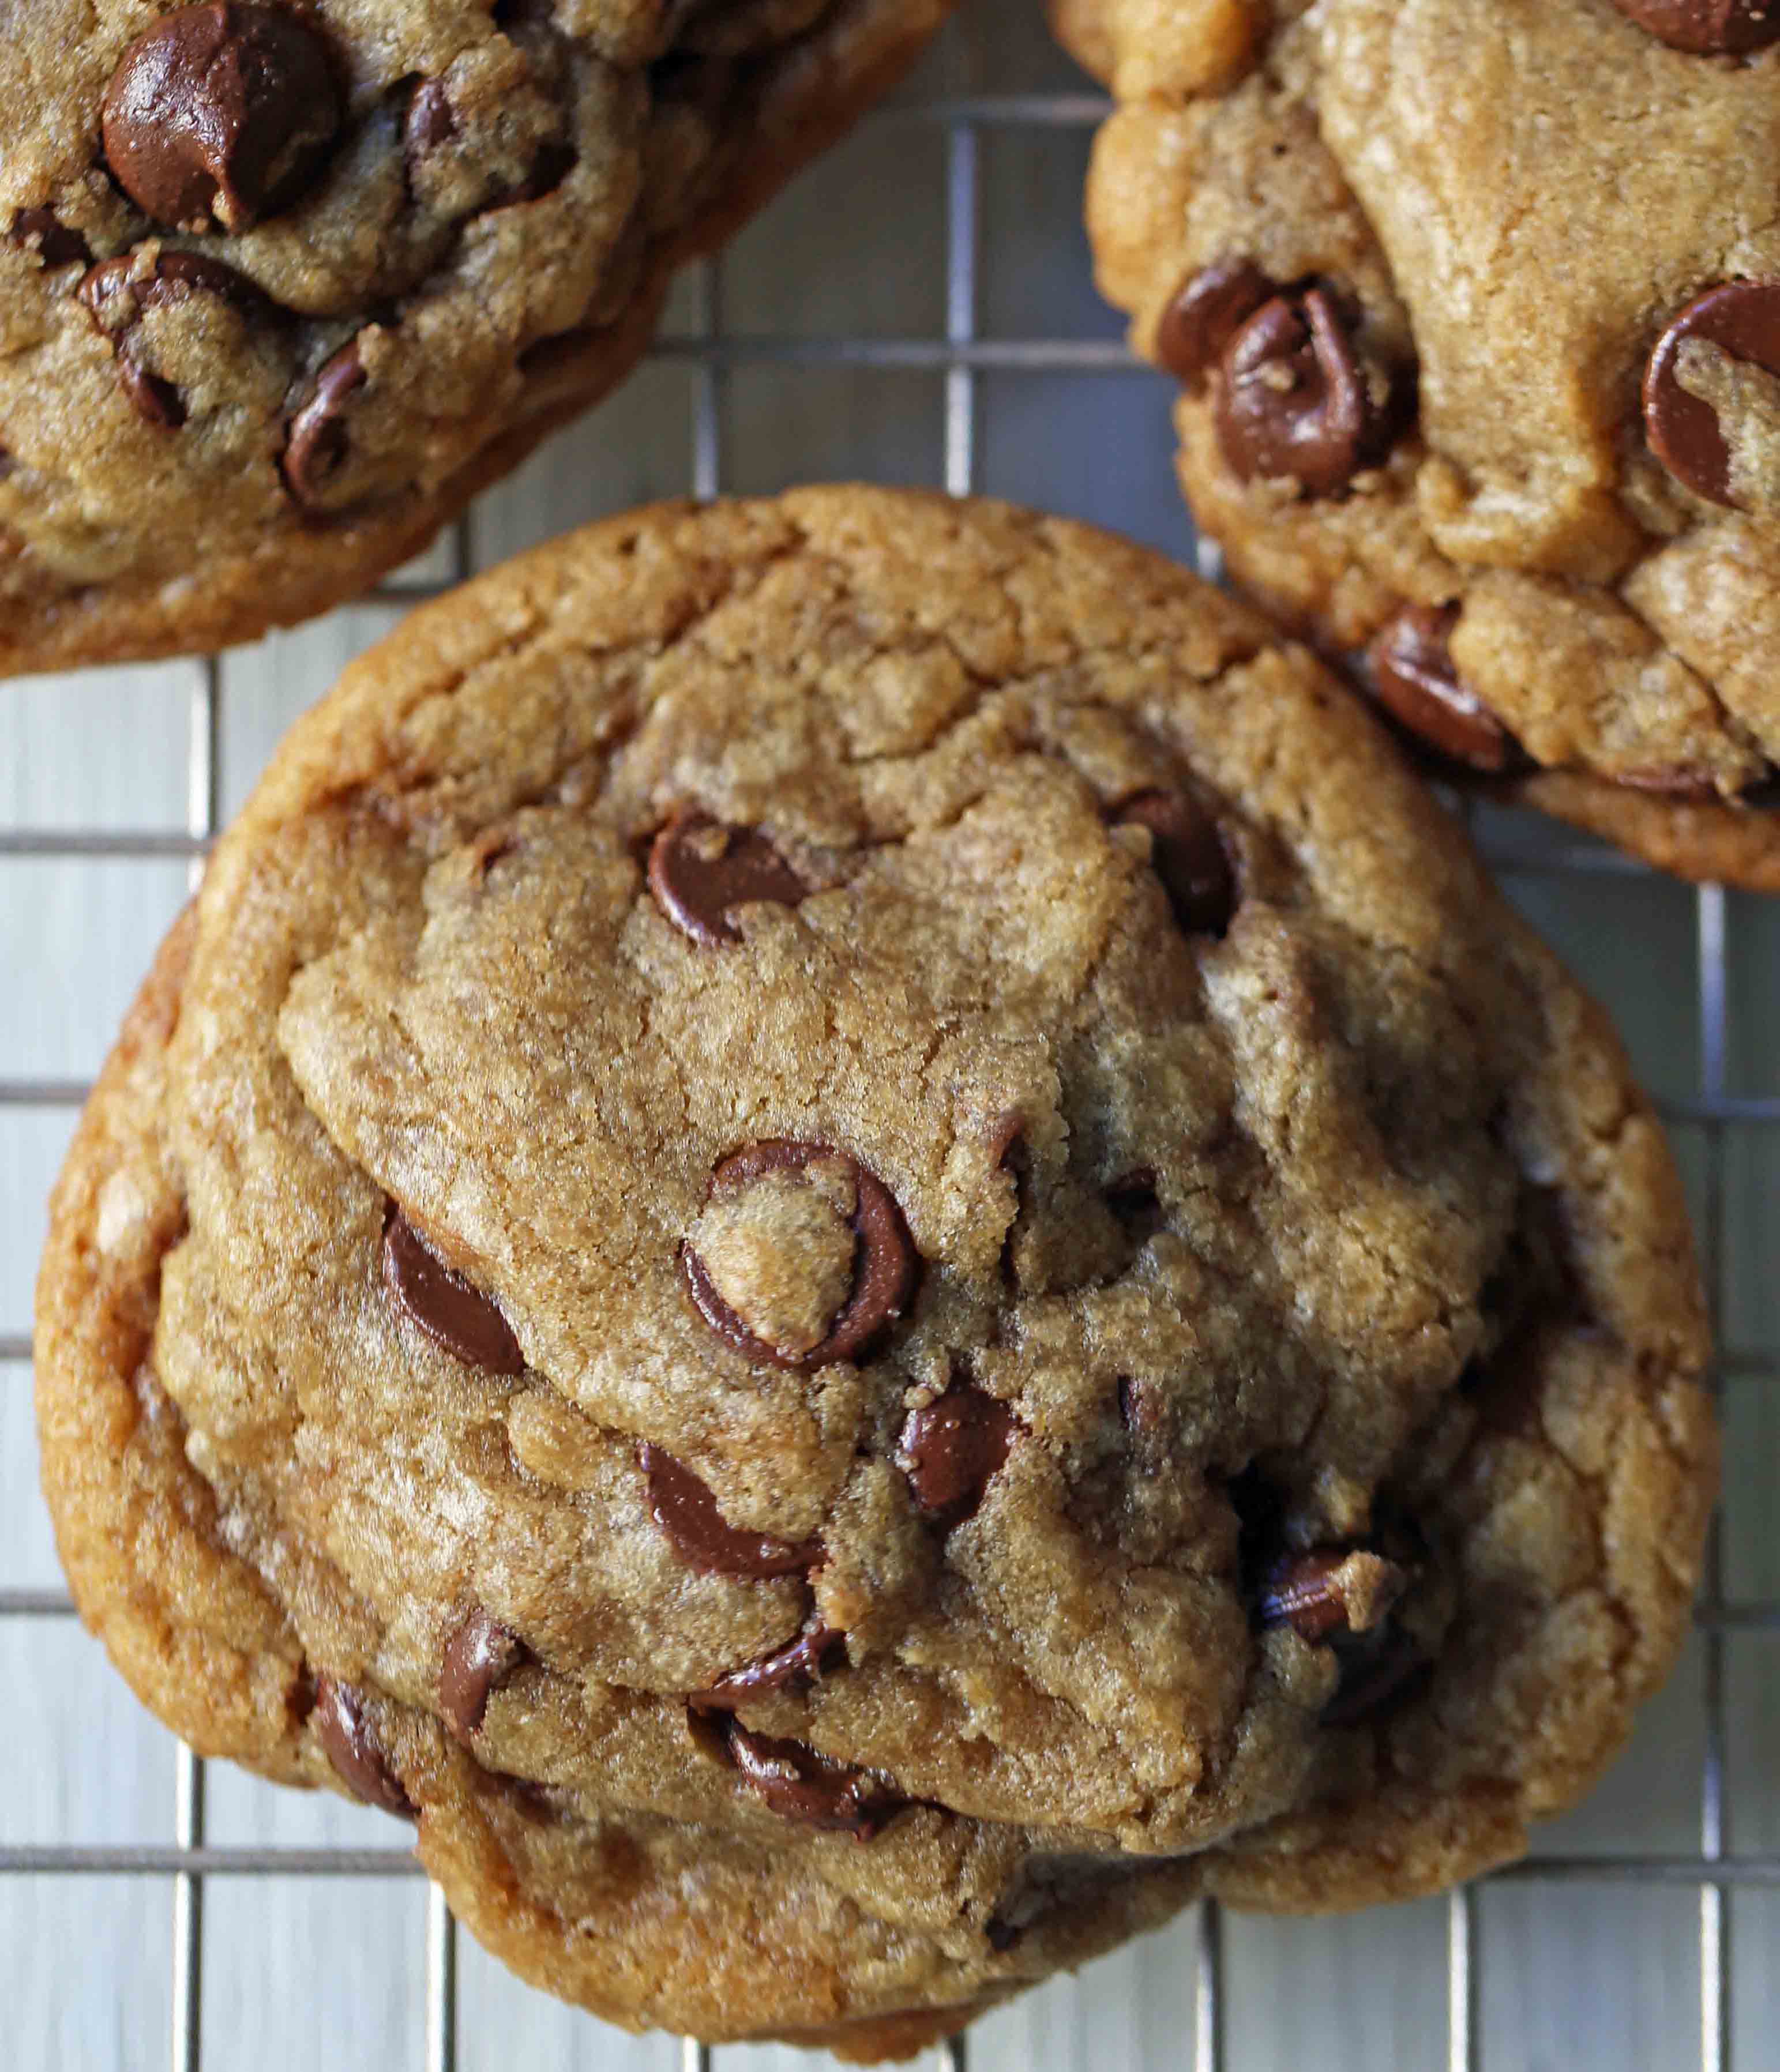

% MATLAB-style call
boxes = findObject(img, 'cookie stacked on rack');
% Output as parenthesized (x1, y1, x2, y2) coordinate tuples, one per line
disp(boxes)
(1059, 0, 1780, 886)
(35, 489, 1717, 2057)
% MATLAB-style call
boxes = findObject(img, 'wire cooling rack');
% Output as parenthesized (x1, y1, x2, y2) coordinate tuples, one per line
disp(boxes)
(3, 14, 1779, 2071)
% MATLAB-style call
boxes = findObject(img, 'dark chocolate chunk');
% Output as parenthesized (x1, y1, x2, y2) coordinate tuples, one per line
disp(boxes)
(1156, 258, 1275, 390)
(682, 1141, 917, 1370)
(648, 810, 809, 947)
(1367, 604, 1516, 773)
(313, 1674, 418, 1819)
(382, 1207, 525, 1375)
(101, 3, 342, 232)
(899, 1382, 1017, 1523)
(1644, 281, 1780, 509)
(722, 1718, 906, 1838)
(1215, 288, 1390, 497)
(7, 208, 91, 269)
(693, 1619, 844, 1709)
(1612, 0, 1780, 52)
(281, 336, 369, 511)
(79, 249, 269, 428)
(440, 1606, 528, 1742)
(1114, 789, 1236, 936)
(641, 1442, 820, 1580)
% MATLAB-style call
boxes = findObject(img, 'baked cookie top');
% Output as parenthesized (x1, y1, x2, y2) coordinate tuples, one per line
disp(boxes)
(36, 488, 1715, 2051)
(1061, 0, 1780, 886)
(0, 0, 944, 676)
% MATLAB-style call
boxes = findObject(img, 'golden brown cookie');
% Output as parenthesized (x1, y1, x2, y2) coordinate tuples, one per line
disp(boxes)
(1059, 0, 1780, 885)
(36, 488, 1717, 2056)
(0, 0, 945, 677)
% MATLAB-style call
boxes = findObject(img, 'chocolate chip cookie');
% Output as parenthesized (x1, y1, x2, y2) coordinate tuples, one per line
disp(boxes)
(0, 0, 945, 677)
(1058, 0, 1780, 886)
(36, 488, 1717, 2056)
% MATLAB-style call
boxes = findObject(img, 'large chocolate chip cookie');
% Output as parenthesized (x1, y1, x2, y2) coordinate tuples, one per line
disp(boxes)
(36, 488, 1716, 2056)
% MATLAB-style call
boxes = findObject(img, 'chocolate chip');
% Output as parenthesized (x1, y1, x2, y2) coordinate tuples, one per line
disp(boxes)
(404, 79, 458, 161)
(721, 1718, 906, 1838)
(1257, 1548, 1410, 1646)
(693, 1618, 844, 1709)
(1255, 1546, 1421, 1725)
(80, 249, 268, 427)
(382, 1206, 525, 1375)
(1644, 281, 1780, 508)
(7, 208, 91, 269)
(647, 810, 809, 946)
(899, 1383, 1017, 1523)
(1114, 789, 1235, 936)
(281, 337, 369, 510)
(1367, 604, 1515, 773)
(1156, 259, 1276, 391)
(640, 1442, 821, 1579)
(101, 3, 341, 232)
(1614, 765, 1723, 800)
(1611, 0, 1780, 51)
(313, 1675, 417, 1818)
(439, 1606, 528, 1742)
(682, 1142, 918, 1370)
(1215, 288, 1387, 497)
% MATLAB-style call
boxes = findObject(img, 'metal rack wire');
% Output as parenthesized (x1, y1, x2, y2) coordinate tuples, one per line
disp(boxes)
(2, 51, 1776, 2072)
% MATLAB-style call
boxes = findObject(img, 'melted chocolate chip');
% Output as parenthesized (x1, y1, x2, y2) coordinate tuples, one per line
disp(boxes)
(439, 1606, 528, 1742)
(405, 79, 458, 160)
(382, 1208, 525, 1375)
(1156, 259, 1276, 390)
(899, 1383, 1017, 1523)
(101, 3, 343, 232)
(1114, 789, 1236, 936)
(1615, 765, 1723, 800)
(640, 1442, 820, 1579)
(1644, 281, 1780, 508)
(313, 1675, 417, 1818)
(1257, 1548, 1409, 1646)
(80, 249, 268, 427)
(647, 810, 809, 946)
(1215, 288, 1388, 497)
(1612, 0, 1780, 51)
(7, 208, 91, 269)
(682, 1141, 918, 1370)
(722, 1719, 906, 1838)
(281, 337, 369, 511)
(1250, 1538, 1421, 1725)
(693, 1619, 844, 1709)
(1367, 604, 1515, 773)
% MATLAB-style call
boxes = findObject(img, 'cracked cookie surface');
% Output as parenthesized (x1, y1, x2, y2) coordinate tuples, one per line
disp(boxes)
(36, 487, 1716, 2056)
(1059, 0, 1780, 886)
(0, 0, 944, 676)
